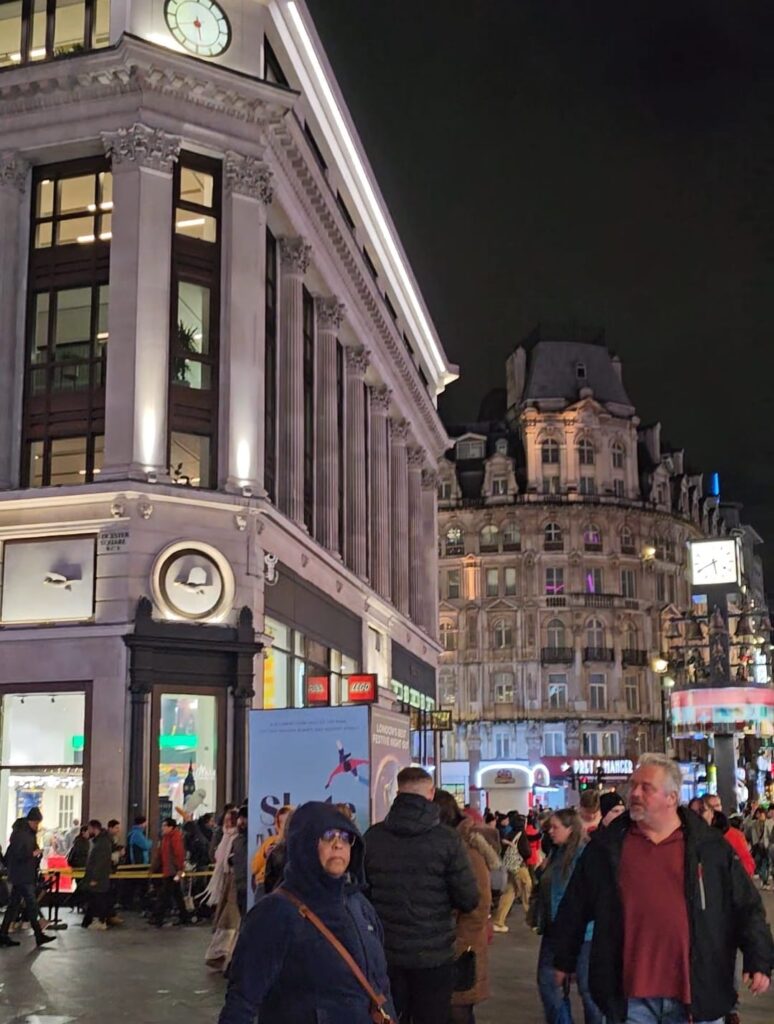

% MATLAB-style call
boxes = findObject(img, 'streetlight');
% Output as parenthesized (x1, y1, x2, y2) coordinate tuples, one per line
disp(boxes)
(652, 656, 674, 754)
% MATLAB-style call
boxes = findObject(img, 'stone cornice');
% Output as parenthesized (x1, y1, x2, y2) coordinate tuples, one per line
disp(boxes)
(224, 151, 274, 203)
(269, 118, 449, 457)
(0, 151, 29, 191)
(315, 296, 346, 331)
(0, 35, 294, 133)
(101, 123, 180, 172)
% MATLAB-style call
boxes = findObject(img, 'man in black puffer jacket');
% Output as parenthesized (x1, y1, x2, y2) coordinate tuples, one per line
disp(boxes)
(0, 807, 56, 948)
(364, 765, 479, 1024)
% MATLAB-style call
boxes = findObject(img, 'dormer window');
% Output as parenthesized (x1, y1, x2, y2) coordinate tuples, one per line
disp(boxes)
(495, 438, 508, 455)
(492, 477, 508, 497)
(438, 480, 452, 502)
(575, 361, 587, 381)
(456, 439, 484, 460)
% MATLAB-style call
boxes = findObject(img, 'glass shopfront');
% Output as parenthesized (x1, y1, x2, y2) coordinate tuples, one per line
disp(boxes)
(0, 691, 85, 852)
(155, 692, 220, 828)
(263, 616, 358, 709)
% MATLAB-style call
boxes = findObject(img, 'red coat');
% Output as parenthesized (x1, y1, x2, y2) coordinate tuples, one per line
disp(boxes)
(160, 827, 186, 876)
(724, 826, 755, 877)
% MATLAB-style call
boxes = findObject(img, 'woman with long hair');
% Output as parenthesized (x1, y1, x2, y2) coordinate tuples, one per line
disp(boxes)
(531, 808, 602, 1024)
(434, 789, 497, 1024)
(202, 807, 240, 972)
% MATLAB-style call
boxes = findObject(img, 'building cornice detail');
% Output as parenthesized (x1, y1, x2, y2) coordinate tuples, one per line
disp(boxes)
(315, 296, 346, 331)
(269, 121, 449, 457)
(101, 122, 181, 172)
(224, 151, 274, 203)
(279, 236, 312, 276)
(0, 151, 29, 191)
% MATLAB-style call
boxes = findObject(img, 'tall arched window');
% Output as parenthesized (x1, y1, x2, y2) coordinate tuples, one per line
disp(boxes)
(586, 618, 605, 649)
(624, 622, 638, 651)
(480, 524, 499, 552)
(620, 525, 635, 553)
(577, 438, 595, 466)
(502, 521, 521, 551)
(541, 438, 560, 464)
(612, 442, 625, 470)
(444, 525, 464, 556)
(546, 618, 566, 650)
(544, 522, 563, 550)
(493, 619, 513, 649)
(440, 620, 458, 651)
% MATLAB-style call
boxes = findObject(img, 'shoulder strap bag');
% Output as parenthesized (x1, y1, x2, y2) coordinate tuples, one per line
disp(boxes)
(277, 888, 395, 1024)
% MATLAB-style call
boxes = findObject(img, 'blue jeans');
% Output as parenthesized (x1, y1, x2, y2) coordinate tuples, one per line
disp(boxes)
(624, 997, 722, 1024)
(538, 936, 603, 1024)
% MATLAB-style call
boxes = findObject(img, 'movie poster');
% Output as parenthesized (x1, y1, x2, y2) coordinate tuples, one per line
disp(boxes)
(370, 706, 411, 824)
(248, 706, 371, 886)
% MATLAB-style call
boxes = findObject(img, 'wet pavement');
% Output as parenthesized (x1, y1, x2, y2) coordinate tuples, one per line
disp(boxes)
(0, 892, 773, 1023)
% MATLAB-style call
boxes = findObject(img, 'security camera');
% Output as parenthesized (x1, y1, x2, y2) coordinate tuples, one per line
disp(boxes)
(263, 552, 278, 586)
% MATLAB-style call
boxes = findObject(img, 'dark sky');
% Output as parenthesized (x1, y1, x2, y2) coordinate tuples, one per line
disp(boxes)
(307, 1, 774, 573)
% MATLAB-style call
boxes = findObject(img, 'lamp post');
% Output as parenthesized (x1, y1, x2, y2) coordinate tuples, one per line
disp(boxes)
(652, 656, 674, 755)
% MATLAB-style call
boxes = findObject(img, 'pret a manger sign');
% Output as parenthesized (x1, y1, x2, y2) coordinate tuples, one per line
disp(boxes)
(572, 758, 633, 777)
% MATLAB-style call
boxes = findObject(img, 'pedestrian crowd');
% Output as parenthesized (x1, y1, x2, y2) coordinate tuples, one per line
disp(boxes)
(2, 753, 774, 1024)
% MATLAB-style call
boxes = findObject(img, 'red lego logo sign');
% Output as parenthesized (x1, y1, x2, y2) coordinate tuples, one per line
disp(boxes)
(346, 674, 377, 703)
(306, 676, 329, 705)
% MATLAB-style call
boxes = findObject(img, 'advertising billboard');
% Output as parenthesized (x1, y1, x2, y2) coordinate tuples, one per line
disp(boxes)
(370, 705, 411, 824)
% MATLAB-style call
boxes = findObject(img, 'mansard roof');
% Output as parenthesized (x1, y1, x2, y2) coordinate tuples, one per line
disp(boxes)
(523, 341, 632, 407)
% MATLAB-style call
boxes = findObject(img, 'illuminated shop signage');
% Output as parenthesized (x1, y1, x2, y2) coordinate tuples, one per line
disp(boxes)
(572, 758, 633, 777)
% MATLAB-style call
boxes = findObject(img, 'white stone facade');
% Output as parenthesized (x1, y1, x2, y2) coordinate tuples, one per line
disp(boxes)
(0, 1, 453, 831)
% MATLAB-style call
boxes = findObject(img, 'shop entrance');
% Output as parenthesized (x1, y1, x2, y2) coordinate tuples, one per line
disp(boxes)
(149, 686, 226, 837)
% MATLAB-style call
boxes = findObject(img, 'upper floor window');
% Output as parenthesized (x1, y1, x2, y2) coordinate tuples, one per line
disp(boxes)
(444, 525, 464, 556)
(493, 619, 513, 649)
(620, 525, 635, 554)
(456, 438, 484, 460)
(575, 361, 587, 381)
(589, 675, 607, 711)
(621, 568, 637, 599)
(502, 521, 521, 551)
(625, 676, 640, 713)
(446, 569, 460, 600)
(493, 672, 514, 703)
(541, 438, 560, 465)
(438, 479, 453, 502)
(546, 618, 566, 649)
(577, 438, 595, 466)
(544, 729, 566, 756)
(544, 522, 563, 550)
(547, 675, 568, 709)
(624, 623, 639, 651)
(495, 438, 508, 456)
(504, 567, 517, 596)
(491, 476, 508, 497)
(440, 620, 457, 651)
(613, 478, 626, 498)
(0, 0, 110, 69)
(579, 476, 596, 496)
(612, 442, 625, 470)
(485, 568, 499, 598)
(494, 732, 511, 759)
(545, 567, 565, 595)
(584, 525, 602, 551)
(33, 164, 112, 250)
(586, 618, 605, 649)
(480, 524, 499, 552)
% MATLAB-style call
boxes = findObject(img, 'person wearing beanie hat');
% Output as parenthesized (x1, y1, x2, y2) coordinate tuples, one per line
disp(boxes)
(599, 793, 625, 829)
(0, 807, 56, 948)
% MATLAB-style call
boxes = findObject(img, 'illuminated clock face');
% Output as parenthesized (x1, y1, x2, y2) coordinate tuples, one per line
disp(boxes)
(164, 0, 231, 58)
(689, 539, 739, 587)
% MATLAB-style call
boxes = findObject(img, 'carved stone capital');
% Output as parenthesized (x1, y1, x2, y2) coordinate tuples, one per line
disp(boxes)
(345, 345, 370, 378)
(407, 446, 426, 470)
(279, 236, 312, 275)
(422, 468, 439, 490)
(390, 419, 411, 444)
(369, 385, 392, 414)
(101, 123, 181, 173)
(315, 296, 346, 331)
(0, 152, 29, 192)
(224, 152, 273, 203)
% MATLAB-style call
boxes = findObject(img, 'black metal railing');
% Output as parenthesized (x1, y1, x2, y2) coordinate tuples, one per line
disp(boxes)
(541, 646, 575, 664)
(583, 646, 615, 663)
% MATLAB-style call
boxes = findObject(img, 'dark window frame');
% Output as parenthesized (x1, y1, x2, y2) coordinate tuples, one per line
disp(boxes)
(1, 0, 106, 69)
(264, 228, 278, 502)
(263, 37, 288, 86)
(302, 286, 315, 530)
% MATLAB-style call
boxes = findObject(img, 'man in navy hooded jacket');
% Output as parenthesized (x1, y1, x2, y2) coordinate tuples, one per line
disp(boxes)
(219, 801, 395, 1024)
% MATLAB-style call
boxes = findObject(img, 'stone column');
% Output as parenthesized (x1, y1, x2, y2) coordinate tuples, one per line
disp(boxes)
(222, 152, 273, 494)
(315, 297, 345, 552)
(369, 385, 392, 599)
(277, 237, 311, 523)
(100, 124, 181, 479)
(344, 346, 370, 577)
(421, 468, 439, 637)
(0, 153, 28, 489)
(390, 419, 410, 615)
(408, 446, 425, 625)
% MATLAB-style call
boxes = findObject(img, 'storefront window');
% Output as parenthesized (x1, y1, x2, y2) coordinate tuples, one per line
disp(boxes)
(0, 692, 85, 855)
(262, 616, 360, 709)
(157, 694, 217, 824)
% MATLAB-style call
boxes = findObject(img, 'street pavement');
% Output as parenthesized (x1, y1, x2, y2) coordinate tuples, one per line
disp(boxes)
(0, 892, 773, 1023)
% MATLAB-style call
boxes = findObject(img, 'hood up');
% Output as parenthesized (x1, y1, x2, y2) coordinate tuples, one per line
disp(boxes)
(282, 801, 364, 905)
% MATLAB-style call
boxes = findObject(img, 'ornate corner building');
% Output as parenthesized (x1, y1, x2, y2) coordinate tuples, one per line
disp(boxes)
(0, 1, 455, 836)
(437, 330, 759, 810)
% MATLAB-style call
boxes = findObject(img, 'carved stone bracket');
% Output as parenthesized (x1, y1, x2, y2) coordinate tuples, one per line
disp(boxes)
(101, 123, 181, 173)
(344, 345, 370, 378)
(0, 151, 29, 192)
(224, 151, 274, 203)
(315, 295, 346, 331)
(279, 236, 312, 275)
(369, 385, 392, 414)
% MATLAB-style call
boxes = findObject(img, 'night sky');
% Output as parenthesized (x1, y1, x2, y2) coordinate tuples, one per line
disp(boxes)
(307, 1, 774, 576)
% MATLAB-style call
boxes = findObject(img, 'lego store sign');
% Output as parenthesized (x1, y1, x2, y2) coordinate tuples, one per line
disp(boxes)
(346, 674, 377, 704)
(306, 676, 330, 705)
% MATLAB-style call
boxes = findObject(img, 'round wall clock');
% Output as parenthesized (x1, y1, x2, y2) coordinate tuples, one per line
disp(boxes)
(151, 541, 235, 622)
(164, 0, 232, 58)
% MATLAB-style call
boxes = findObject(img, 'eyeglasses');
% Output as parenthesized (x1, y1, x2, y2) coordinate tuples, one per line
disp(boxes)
(320, 829, 355, 846)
